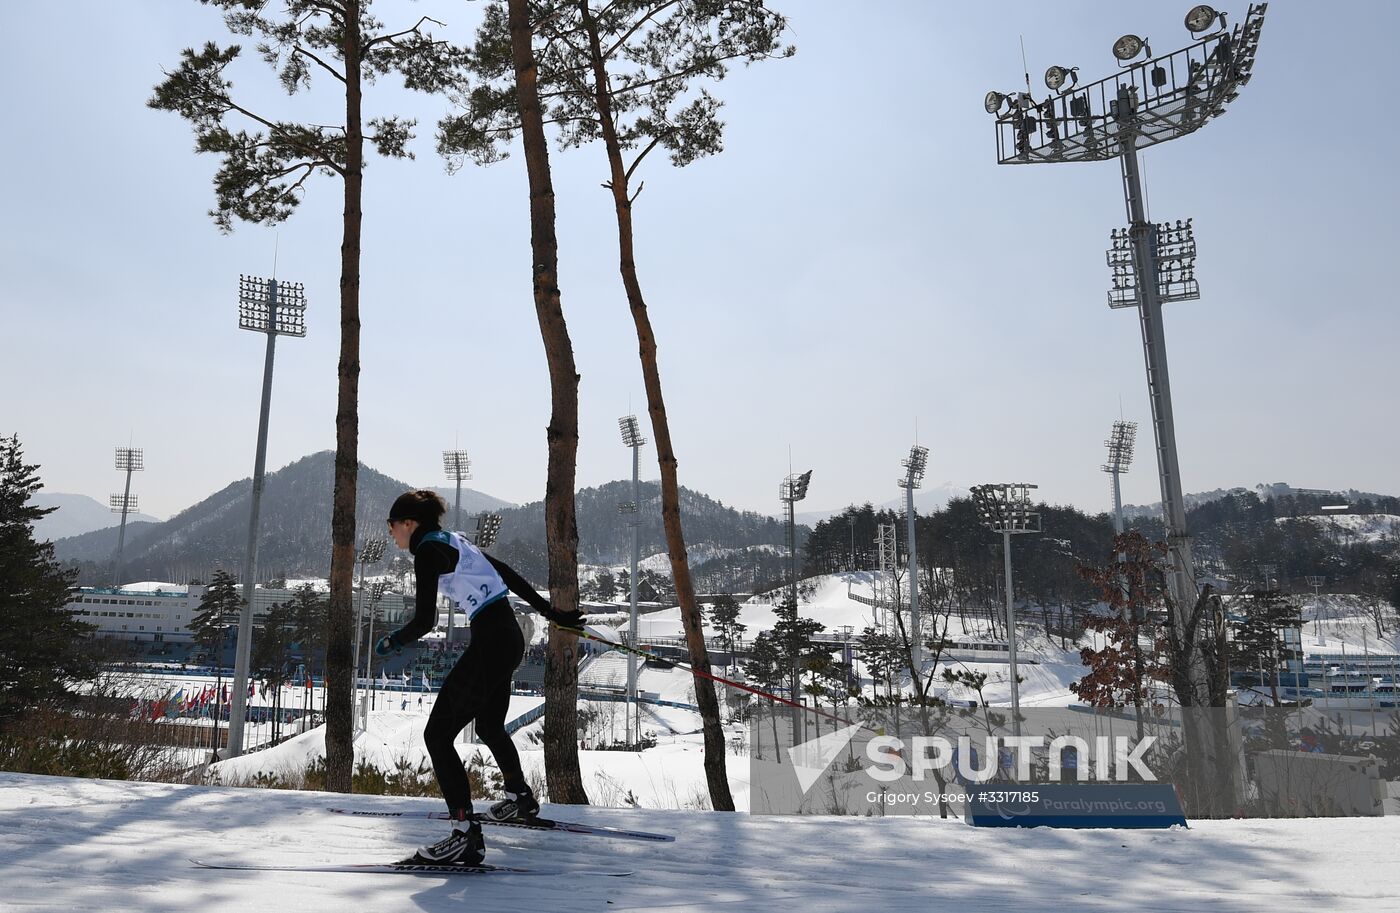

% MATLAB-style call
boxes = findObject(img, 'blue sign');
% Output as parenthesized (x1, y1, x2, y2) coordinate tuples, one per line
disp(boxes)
(965, 784, 1187, 829)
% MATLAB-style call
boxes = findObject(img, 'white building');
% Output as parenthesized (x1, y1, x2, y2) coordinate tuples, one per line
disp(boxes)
(67, 581, 411, 645)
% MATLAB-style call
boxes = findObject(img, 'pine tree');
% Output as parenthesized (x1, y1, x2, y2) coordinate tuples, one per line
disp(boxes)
(595, 569, 616, 602)
(742, 631, 784, 759)
(1228, 588, 1301, 706)
(190, 569, 243, 661)
(288, 584, 330, 673)
(0, 435, 96, 727)
(151, 0, 469, 790)
(442, 0, 793, 813)
(710, 594, 746, 677)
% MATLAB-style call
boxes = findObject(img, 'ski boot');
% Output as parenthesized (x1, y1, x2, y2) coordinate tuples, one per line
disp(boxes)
(486, 786, 540, 822)
(403, 815, 485, 866)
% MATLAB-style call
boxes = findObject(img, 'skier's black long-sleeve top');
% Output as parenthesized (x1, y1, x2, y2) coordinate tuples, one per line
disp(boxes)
(395, 524, 551, 645)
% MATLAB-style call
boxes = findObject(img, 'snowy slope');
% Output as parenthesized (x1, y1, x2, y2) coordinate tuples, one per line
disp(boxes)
(1280, 514, 1400, 545)
(3, 772, 1399, 911)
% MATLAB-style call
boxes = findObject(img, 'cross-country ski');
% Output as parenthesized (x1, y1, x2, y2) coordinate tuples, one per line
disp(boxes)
(327, 806, 674, 842)
(190, 858, 633, 877)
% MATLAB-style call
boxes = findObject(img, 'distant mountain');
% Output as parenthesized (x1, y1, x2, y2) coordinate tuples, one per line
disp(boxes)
(53, 452, 431, 584)
(429, 487, 516, 519)
(30, 493, 160, 542)
(50, 451, 794, 588)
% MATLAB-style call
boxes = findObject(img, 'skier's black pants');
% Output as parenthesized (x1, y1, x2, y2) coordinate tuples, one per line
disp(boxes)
(423, 599, 525, 815)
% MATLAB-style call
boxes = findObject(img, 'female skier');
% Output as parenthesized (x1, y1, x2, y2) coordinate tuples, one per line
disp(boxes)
(375, 489, 582, 866)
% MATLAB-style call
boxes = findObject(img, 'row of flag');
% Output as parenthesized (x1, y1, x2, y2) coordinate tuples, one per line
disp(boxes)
(128, 668, 435, 720)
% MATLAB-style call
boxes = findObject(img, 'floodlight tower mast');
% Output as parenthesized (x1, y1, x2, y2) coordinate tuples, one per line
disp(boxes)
(874, 523, 898, 633)
(110, 447, 144, 586)
(351, 535, 387, 697)
(779, 468, 813, 742)
(618, 415, 646, 747)
(1103, 421, 1138, 535)
(228, 273, 306, 758)
(1306, 575, 1326, 647)
(442, 450, 472, 645)
(898, 446, 930, 674)
(985, 5, 1268, 728)
(971, 483, 1041, 738)
(779, 470, 813, 610)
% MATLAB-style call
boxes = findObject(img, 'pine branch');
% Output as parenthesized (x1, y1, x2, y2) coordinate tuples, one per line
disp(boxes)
(294, 44, 347, 83)
(600, 0, 685, 62)
(362, 16, 445, 52)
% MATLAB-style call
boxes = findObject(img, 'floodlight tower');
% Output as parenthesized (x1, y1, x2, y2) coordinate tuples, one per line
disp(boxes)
(971, 483, 1041, 737)
(228, 273, 306, 758)
(618, 415, 646, 747)
(363, 578, 390, 680)
(985, 4, 1267, 720)
(1102, 421, 1138, 535)
(443, 450, 472, 531)
(110, 447, 144, 586)
(779, 467, 813, 741)
(474, 513, 503, 549)
(779, 470, 813, 609)
(351, 535, 387, 688)
(1306, 575, 1326, 647)
(898, 445, 930, 673)
(874, 523, 898, 633)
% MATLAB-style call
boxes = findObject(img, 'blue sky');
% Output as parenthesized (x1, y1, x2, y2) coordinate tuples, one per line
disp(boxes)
(2, 1, 1396, 522)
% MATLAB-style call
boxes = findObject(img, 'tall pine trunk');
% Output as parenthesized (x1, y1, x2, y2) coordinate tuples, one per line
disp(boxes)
(324, 0, 365, 794)
(508, 0, 588, 805)
(578, 0, 734, 811)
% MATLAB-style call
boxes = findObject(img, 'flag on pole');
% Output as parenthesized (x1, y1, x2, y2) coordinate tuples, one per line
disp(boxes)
(401, 671, 409, 685)
(421, 671, 430, 692)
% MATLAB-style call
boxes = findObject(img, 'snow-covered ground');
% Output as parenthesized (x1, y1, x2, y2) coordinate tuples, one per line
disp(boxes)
(7, 575, 1400, 908)
(1280, 513, 1400, 545)
(3, 772, 1399, 911)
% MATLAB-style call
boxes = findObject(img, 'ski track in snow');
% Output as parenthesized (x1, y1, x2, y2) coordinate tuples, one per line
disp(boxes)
(3, 773, 1399, 911)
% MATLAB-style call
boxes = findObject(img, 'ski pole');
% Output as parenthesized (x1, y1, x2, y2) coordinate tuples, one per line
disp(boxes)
(551, 621, 858, 728)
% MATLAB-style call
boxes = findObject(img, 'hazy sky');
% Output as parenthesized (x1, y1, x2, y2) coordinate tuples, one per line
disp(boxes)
(3, 1, 1397, 523)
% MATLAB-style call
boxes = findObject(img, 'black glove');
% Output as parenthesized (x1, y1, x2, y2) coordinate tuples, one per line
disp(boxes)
(375, 632, 404, 657)
(540, 606, 585, 629)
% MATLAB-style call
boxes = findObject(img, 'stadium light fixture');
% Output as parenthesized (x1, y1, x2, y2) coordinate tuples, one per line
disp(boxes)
(1102, 421, 1138, 534)
(619, 414, 648, 746)
(1044, 65, 1078, 92)
(897, 445, 930, 673)
(109, 446, 144, 587)
(1185, 4, 1224, 33)
(351, 536, 388, 685)
(986, 9, 1270, 789)
(971, 483, 1040, 737)
(474, 513, 503, 550)
(229, 272, 307, 759)
(1112, 34, 1149, 62)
